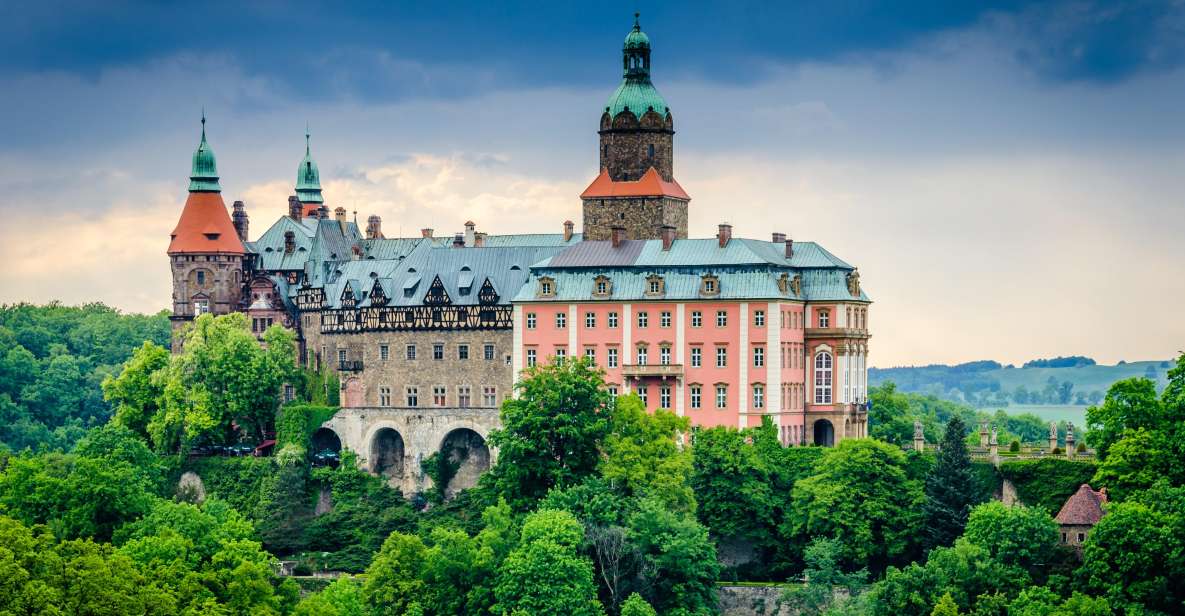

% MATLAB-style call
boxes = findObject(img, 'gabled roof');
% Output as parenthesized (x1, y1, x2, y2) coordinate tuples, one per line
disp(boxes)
(251, 215, 316, 270)
(1055, 484, 1108, 526)
(580, 167, 689, 200)
(168, 192, 245, 254)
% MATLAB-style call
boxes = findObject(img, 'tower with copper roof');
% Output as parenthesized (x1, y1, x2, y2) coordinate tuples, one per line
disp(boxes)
(582, 13, 689, 241)
(167, 114, 247, 343)
(295, 130, 325, 218)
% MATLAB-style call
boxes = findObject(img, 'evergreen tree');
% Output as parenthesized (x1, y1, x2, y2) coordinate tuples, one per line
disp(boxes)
(921, 416, 977, 550)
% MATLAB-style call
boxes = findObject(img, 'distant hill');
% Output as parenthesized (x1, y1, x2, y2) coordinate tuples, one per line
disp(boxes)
(869, 357, 1172, 409)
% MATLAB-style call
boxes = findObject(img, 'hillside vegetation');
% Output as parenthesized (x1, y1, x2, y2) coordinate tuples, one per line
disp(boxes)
(870, 356, 1172, 409)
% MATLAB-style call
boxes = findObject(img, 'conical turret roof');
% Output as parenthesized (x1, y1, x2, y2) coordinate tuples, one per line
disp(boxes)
(295, 131, 324, 204)
(169, 115, 244, 254)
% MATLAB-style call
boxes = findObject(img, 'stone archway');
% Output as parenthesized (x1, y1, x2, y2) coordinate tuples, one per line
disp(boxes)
(813, 419, 834, 447)
(311, 427, 342, 454)
(438, 428, 491, 498)
(370, 427, 405, 479)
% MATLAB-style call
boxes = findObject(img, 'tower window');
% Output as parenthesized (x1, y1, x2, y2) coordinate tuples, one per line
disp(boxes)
(196, 271, 206, 285)
(648, 144, 655, 158)
(603, 144, 608, 158)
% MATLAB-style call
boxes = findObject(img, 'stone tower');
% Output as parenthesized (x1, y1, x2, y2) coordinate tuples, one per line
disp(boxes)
(167, 114, 246, 345)
(581, 14, 690, 241)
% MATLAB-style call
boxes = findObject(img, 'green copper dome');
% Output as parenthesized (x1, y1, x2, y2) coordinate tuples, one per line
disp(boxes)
(606, 14, 668, 121)
(295, 131, 323, 204)
(188, 113, 221, 192)
(624, 13, 650, 50)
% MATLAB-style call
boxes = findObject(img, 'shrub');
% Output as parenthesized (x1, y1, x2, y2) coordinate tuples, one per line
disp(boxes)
(1051, 447, 1062, 455)
(998, 458, 1097, 512)
(276, 404, 339, 453)
(1009, 440, 1021, 453)
(1076, 442, 1087, 454)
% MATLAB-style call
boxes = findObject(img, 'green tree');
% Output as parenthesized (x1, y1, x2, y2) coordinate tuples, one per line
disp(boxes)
(493, 509, 605, 616)
(690, 425, 775, 544)
(782, 537, 867, 615)
(1079, 491, 1185, 613)
(1083, 377, 1161, 459)
(868, 382, 916, 445)
(922, 416, 979, 550)
(103, 341, 170, 438)
(961, 501, 1058, 574)
(601, 395, 694, 513)
(293, 578, 367, 616)
(931, 592, 960, 616)
(486, 359, 612, 509)
(626, 498, 719, 614)
(1090, 428, 1164, 501)
(619, 592, 658, 616)
(363, 531, 428, 614)
(786, 439, 924, 572)
(869, 539, 1028, 616)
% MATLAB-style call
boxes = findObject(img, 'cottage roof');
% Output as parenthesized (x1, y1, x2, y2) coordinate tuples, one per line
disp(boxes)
(1055, 484, 1108, 526)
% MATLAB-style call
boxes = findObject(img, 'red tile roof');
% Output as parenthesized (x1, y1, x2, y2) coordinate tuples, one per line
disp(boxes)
(168, 192, 245, 254)
(580, 167, 690, 200)
(1055, 484, 1108, 526)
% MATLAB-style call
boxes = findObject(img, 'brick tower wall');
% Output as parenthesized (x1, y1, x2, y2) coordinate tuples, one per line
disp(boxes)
(582, 196, 688, 241)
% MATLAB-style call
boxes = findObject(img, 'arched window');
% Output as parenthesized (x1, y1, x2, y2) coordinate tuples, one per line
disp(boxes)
(814, 351, 833, 404)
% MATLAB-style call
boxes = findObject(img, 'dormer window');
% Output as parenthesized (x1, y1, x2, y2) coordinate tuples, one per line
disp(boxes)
(537, 277, 556, 298)
(818, 310, 830, 328)
(645, 274, 665, 297)
(700, 274, 720, 297)
(592, 275, 612, 298)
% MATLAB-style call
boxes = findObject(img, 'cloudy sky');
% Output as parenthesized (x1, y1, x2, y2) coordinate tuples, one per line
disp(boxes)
(2, 1, 1183, 367)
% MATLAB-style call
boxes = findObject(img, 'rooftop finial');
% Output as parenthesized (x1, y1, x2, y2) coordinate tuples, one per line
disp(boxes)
(634, 11, 640, 30)
(200, 107, 207, 140)
(305, 123, 311, 155)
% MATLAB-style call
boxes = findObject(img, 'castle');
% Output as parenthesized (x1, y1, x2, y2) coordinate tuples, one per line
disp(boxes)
(167, 16, 871, 493)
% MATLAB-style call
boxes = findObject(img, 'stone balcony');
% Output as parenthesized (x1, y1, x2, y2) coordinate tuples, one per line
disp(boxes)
(621, 363, 684, 379)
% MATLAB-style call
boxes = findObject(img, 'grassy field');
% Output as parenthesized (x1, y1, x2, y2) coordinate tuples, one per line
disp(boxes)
(987, 360, 1170, 397)
(978, 404, 1088, 427)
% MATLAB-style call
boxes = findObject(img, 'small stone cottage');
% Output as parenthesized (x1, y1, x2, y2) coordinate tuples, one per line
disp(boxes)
(1055, 484, 1107, 547)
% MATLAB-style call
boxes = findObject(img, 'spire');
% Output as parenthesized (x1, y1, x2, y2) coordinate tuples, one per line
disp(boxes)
(295, 127, 324, 204)
(605, 13, 667, 121)
(188, 111, 221, 192)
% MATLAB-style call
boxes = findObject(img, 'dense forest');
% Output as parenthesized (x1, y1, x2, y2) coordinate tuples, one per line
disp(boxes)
(0, 303, 170, 452)
(1, 308, 1183, 615)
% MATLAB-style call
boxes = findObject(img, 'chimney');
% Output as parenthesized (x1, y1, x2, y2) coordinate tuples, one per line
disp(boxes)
(772, 232, 786, 244)
(660, 225, 676, 251)
(611, 225, 626, 248)
(563, 220, 574, 242)
(288, 196, 302, 220)
(284, 230, 295, 254)
(785, 237, 794, 258)
(474, 232, 487, 247)
(717, 223, 732, 248)
(317, 205, 329, 219)
(232, 200, 249, 242)
(421, 228, 434, 239)
(464, 220, 476, 246)
(366, 215, 383, 240)
(452, 232, 465, 248)
(334, 207, 347, 223)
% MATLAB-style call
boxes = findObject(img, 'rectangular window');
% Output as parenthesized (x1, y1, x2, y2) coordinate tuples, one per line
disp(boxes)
(526, 313, 537, 329)
(379, 386, 391, 407)
(608, 311, 619, 328)
(636, 346, 648, 365)
(637, 385, 648, 405)
(482, 386, 497, 407)
(819, 310, 830, 328)
(716, 346, 727, 368)
(555, 348, 567, 364)
(458, 344, 469, 360)
(608, 385, 619, 397)
(716, 385, 727, 409)
(660, 311, 671, 328)
(690, 385, 702, 409)
(484, 344, 495, 360)
(690, 347, 702, 368)
(754, 310, 765, 327)
(585, 347, 597, 363)
(433, 344, 444, 360)
(433, 386, 447, 406)
(753, 346, 764, 367)
(526, 348, 537, 367)
(338, 349, 347, 364)
(607, 347, 619, 368)
(660, 346, 671, 365)
(716, 310, 728, 327)
(283, 384, 295, 402)
(752, 384, 764, 409)
(458, 386, 471, 408)
(379, 344, 389, 361)
(556, 312, 567, 328)
(637, 311, 648, 328)
(406, 387, 419, 407)
(406, 345, 417, 360)
(586, 312, 596, 328)
(691, 311, 702, 328)
(659, 386, 671, 409)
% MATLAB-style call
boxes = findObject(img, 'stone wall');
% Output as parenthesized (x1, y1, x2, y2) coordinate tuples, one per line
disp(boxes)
(717, 585, 796, 616)
(320, 406, 500, 495)
(599, 127, 674, 182)
(169, 253, 245, 343)
(302, 327, 514, 410)
(582, 195, 689, 241)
